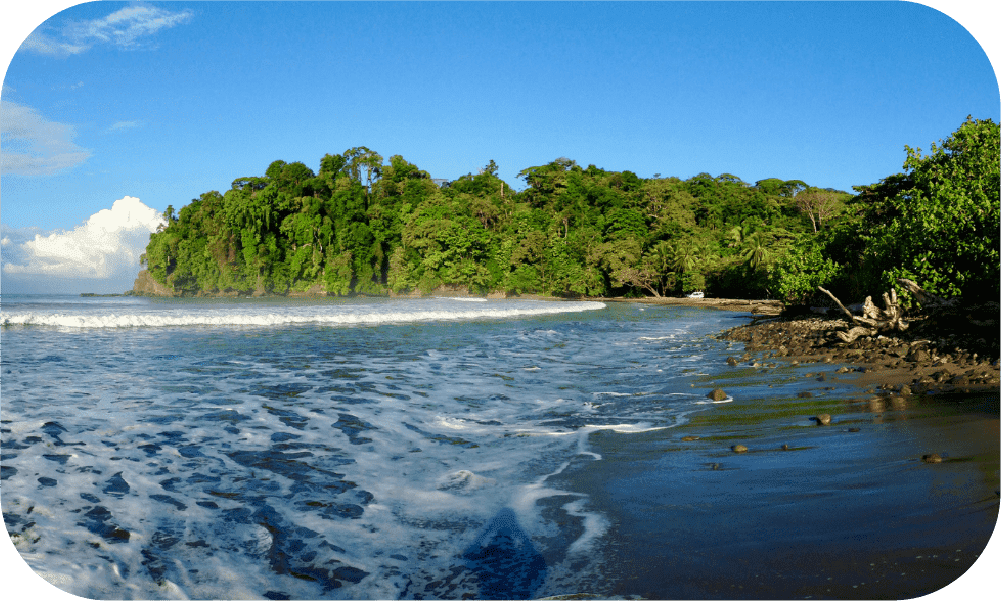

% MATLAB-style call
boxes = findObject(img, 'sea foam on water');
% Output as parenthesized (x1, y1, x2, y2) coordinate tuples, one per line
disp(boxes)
(2, 295, 735, 599)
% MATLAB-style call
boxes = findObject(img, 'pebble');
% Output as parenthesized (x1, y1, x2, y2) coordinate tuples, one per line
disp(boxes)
(815, 414, 832, 426)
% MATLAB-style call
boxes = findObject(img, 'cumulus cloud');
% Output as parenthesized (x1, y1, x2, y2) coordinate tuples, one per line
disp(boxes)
(1, 197, 165, 292)
(22, 5, 193, 57)
(1, 100, 92, 176)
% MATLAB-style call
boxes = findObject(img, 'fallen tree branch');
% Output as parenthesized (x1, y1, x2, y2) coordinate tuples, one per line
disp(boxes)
(896, 278, 957, 310)
(818, 286, 855, 323)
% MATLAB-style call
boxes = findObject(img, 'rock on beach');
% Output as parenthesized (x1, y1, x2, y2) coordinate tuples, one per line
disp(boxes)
(707, 389, 728, 402)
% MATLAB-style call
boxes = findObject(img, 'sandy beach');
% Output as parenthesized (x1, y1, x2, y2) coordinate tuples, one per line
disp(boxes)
(550, 302, 999, 599)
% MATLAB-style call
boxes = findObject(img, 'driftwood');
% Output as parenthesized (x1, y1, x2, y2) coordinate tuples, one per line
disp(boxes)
(896, 278, 958, 310)
(817, 285, 909, 343)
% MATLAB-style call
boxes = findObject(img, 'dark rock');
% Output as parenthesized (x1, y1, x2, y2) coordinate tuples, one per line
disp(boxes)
(950, 375, 970, 387)
(706, 389, 728, 402)
(922, 453, 943, 464)
(907, 348, 931, 363)
(726, 357, 738, 366)
(848, 427, 861, 432)
(797, 391, 813, 399)
(815, 414, 832, 426)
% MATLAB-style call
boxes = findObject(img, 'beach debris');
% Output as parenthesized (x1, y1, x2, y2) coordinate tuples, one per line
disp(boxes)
(818, 285, 909, 341)
(814, 414, 832, 426)
(922, 453, 943, 464)
(731, 445, 748, 453)
(707, 388, 728, 402)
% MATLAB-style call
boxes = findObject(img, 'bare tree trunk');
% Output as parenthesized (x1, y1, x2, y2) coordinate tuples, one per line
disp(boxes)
(896, 278, 957, 310)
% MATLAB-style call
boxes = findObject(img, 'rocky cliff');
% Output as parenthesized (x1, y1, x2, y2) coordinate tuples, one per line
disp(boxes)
(131, 270, 176, 297)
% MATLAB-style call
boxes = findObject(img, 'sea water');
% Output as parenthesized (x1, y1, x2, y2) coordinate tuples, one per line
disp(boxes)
(2, 295, 745, 599)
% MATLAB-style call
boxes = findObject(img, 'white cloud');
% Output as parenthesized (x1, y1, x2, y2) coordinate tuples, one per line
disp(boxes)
(20, 30, 88, 57)
(108, 120, 141, 132)
(2, 196, 165, 283)
(0, 100, 91, 176)
(22, 5, 193, 57)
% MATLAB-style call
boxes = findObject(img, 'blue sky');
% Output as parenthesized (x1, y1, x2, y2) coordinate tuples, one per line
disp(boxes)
(1, 1, 998, 293)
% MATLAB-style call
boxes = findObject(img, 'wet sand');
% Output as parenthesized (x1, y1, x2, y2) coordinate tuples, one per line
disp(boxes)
(551, 309, 999, 600)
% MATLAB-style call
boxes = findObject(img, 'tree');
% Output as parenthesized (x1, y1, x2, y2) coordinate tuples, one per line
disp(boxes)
(342, 146, 383, 198)
(768, 236, 842, 303)
(849, 116, 1000, 303)
(795, 188, 843, 232)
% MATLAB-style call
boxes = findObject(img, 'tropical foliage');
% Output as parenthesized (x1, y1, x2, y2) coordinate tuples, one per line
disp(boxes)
(141, 117, 998, 305)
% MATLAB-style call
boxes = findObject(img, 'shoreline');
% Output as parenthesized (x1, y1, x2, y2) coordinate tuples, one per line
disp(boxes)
(545, 305, 999, 599)
(717, 312, 1000, 396)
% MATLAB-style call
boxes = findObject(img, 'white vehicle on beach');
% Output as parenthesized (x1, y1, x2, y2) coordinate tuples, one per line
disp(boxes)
(686, 291, 705, 299)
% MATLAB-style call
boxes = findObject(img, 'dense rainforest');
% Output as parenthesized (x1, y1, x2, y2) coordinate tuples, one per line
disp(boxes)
(141, 116, 999, 305)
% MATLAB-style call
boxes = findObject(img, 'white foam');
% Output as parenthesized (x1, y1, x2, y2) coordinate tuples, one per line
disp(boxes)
(0, 295, 744, 599)
(693, 395, 734, 404)
(433, 296, 488, 302)
(0, 299, 605, 329)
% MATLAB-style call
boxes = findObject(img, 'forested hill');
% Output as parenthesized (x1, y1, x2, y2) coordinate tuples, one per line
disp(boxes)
(140, 117, 999, 305)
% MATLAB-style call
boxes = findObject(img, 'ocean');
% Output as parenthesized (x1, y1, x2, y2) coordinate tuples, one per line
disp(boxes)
(3, 295, 997, 600)
(1, 295, 750, 599)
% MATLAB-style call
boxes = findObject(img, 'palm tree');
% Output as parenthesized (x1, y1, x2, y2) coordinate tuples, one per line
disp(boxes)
(740, 231, 771, 270)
